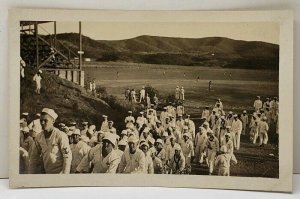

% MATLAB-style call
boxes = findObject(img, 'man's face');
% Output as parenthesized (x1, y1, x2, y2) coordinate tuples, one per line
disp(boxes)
(156, 143, 163, 150)
(40, 114, 55, 132)
(183, 136, 188, 142)
(143, 131, 149, 138)
(118, 145, 126, 152)
(141, 145, 149, 155)
(68, 135, 73, 144)
(108, 123, 113, 128)
(73, 134, 80, 144)
(209, 134, 214, 141)
(97, 133, 104, 142)
(128, 142, 137, 154)
(102, 139, 114, 154)
(170, 138, 175, 145)
(225, 135, 230, 142)
(174, 149, 180, 155)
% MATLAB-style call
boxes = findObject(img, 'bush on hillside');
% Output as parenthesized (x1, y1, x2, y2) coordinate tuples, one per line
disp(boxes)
(144, 85, 159, 101)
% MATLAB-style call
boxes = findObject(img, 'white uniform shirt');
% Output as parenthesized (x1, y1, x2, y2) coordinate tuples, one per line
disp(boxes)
(202, 110, 210, 120)
(254, 100, 263, 110)
(71, 140, 91, 173)
(180, 139, 194, 157)
(77, 144, 120, 173)
(118, 148, 145, 173)
(125, 116, 135, 124)
(28, 119, 42, 134)
(231, 119, 242, 134)
(258, 121, 269, 133)
(33, 74, 42, 88)
(32, 128, 72, 174)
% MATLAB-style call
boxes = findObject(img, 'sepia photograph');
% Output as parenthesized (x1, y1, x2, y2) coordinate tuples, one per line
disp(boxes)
(9, 9, 293, 191)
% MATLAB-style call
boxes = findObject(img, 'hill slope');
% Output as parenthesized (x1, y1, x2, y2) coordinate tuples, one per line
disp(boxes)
(52, 33, 279, 70)
(20, 68, 132, 130)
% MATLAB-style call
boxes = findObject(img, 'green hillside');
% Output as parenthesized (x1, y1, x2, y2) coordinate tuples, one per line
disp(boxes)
(20, 68, 137, 131)
(50, 33, 279, 70)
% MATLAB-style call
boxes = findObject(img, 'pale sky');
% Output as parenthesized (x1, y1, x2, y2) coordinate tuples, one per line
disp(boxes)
(36, 21, 279, 44)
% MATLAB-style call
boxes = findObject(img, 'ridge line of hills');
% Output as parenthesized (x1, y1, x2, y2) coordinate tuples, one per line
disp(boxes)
(48, 33, 279, 70)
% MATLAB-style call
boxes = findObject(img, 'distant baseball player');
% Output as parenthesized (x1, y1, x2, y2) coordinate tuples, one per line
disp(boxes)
(254, 96, 263, 112)
(139, 86, 146, 103)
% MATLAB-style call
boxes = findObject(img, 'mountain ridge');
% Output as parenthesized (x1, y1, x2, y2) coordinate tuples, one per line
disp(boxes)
(51, 33, 279, 70)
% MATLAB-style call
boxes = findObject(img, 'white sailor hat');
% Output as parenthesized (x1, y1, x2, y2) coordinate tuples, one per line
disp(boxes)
(183, 133, 190, 138)
(118, 139, 127, 146)
(228, 111, 233, 115)
(183, 126, 189, 130)
(73, 129, 81, 136)
(128, 135, 139, 143)
(41, 108, 58, 120)
(233, 114, 238, 117)
(21, 112, 29, 116)
(199, 126, 206, 132)
(82, 121, 88, 125)
(151, 104, 154, 107)
(163, 107, 167, 110)
(155, 139, 163, 145)
(58, 123, 66, 127)
(221, 116, 225, 119)
(162, 131, 168, 137)
(143, 127, 150, 133)
(202, 121, 209, 126)
(121, 130, 128, 135)
(103, 134, 117, 147)
(102, 115, 108, 118)
(174, 143, 181, 151)
(243, 110, 247, 113)
(128, 131, 135, 137)
(225, 133, 231, 138)
(168, 114, 172, 117)
(262, 116, 268, 121)
(128, 111, 133, 114)
(36, 113, 41, 117)
(156, 120, 162, 124)
(147, 137, 155, 145)
(89, 125, 96, 131)
(178, 114, 183, 117)
(140, 111, 144, 114)
(69, 121, 77, 126)
(169, 134, 176, 140)
(67, 131, 73, 136)
(108, 121, 114, 124)
(140, 142, 149, 148)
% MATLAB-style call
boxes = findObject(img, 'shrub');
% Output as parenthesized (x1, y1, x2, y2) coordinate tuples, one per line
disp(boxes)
(144, 85, 159, 102)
